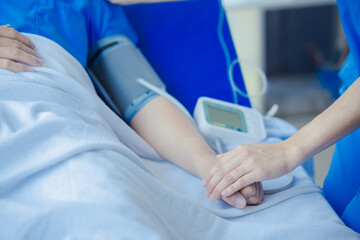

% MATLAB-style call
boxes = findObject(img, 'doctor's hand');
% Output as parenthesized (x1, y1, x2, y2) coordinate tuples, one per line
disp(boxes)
(0, 25, 43, 72)
(202, 142, 298, 202)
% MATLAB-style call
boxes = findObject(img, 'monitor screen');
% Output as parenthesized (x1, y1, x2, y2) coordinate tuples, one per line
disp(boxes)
(207, 105, 245, 131)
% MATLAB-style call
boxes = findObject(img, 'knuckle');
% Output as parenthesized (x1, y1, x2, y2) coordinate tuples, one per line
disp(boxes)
(248, 185, 257, 195)
(227, 184, 236, 194)
(248, 155, 257, 162)
(247, 196, 260, 205)
(216, 164, 226, 176)
(241, 149, 250, 158)
(219, 157, 227, 165)
(14, 40, 22, 49)
(249, 157, 261, 168)
(228, 172, 238, 183)
(241, 184, 256, 197)
(255, 148, 263, 154)
(223, 175, 233, 185)
(9, 28, 18, 38)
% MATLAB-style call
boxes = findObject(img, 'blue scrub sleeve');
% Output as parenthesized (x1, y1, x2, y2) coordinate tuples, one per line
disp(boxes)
(323, 1, 360, 233)
(338, 54, 360, 94)
(341, 189, 360, 233)
(0, 0, 138, 67)
(324, 128, 360, 220)
(87, 0, 138, 50)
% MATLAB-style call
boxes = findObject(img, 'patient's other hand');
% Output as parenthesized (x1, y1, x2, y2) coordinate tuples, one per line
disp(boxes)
(0, 25, 43, 72)
(219, 182, 263, 209)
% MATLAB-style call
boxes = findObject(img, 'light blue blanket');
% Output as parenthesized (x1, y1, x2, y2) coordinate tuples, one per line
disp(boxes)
(0, 34, 358, 239)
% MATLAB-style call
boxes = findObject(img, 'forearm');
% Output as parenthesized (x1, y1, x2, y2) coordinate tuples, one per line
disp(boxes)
(130, 96, 216, 178)
(284, 77, 360, 170)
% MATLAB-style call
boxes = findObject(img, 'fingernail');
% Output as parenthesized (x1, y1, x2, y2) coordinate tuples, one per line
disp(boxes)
(36, 57, 44, 65)
(209, 194, 216, 201)
(205, 190, 210, 198)
(235, 194, 246, 208)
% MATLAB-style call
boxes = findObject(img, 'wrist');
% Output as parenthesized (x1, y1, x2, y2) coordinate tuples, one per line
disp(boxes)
(280, 138, 308, 172)
(194, 152, 217, 179)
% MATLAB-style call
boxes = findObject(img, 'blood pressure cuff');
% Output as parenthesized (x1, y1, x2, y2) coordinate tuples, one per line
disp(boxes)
(87, 35, 166, 122)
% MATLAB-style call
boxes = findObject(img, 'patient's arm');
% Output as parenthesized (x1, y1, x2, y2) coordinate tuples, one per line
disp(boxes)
(0, 25, 43, 72)
(131, 96, 263, 208)
(0, 26, 263, 208)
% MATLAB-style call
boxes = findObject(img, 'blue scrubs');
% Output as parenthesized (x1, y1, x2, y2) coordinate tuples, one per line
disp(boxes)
(323, 0, 360, 233)
(0, 0, 138, 67)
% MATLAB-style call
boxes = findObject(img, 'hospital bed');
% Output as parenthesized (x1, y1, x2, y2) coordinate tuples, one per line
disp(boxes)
(0, 1, 359, 238)
(0, 31, 358, 239)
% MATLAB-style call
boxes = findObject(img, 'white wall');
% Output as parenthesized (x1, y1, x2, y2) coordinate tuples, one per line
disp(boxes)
(225, 8, 266, 112)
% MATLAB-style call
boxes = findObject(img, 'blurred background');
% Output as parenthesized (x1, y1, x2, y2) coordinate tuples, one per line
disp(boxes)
(223, 0, 347, 187)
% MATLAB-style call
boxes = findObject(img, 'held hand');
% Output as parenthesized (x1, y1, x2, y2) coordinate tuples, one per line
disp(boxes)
(202, 142, 298, 202)
(219, 182, 263, 209)
(0, 25, 43, 72)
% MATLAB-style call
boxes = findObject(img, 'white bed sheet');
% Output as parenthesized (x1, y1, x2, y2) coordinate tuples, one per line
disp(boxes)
(0, 34, 358, 239)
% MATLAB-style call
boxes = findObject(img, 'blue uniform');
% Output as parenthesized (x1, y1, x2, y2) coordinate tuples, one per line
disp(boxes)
(0, 0, 138, 67)
(323, 0, 360, 233)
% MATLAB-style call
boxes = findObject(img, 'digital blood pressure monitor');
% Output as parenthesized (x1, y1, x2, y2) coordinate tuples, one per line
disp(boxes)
(194, 97, 266, 147)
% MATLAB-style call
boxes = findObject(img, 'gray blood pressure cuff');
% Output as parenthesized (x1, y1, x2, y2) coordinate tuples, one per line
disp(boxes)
(87, 35, 166, 123)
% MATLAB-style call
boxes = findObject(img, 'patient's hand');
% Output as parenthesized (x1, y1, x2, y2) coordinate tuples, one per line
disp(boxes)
(220, 182, 263, 209)
(199, 155, 264, 209)
(0, 25, 43, 72)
